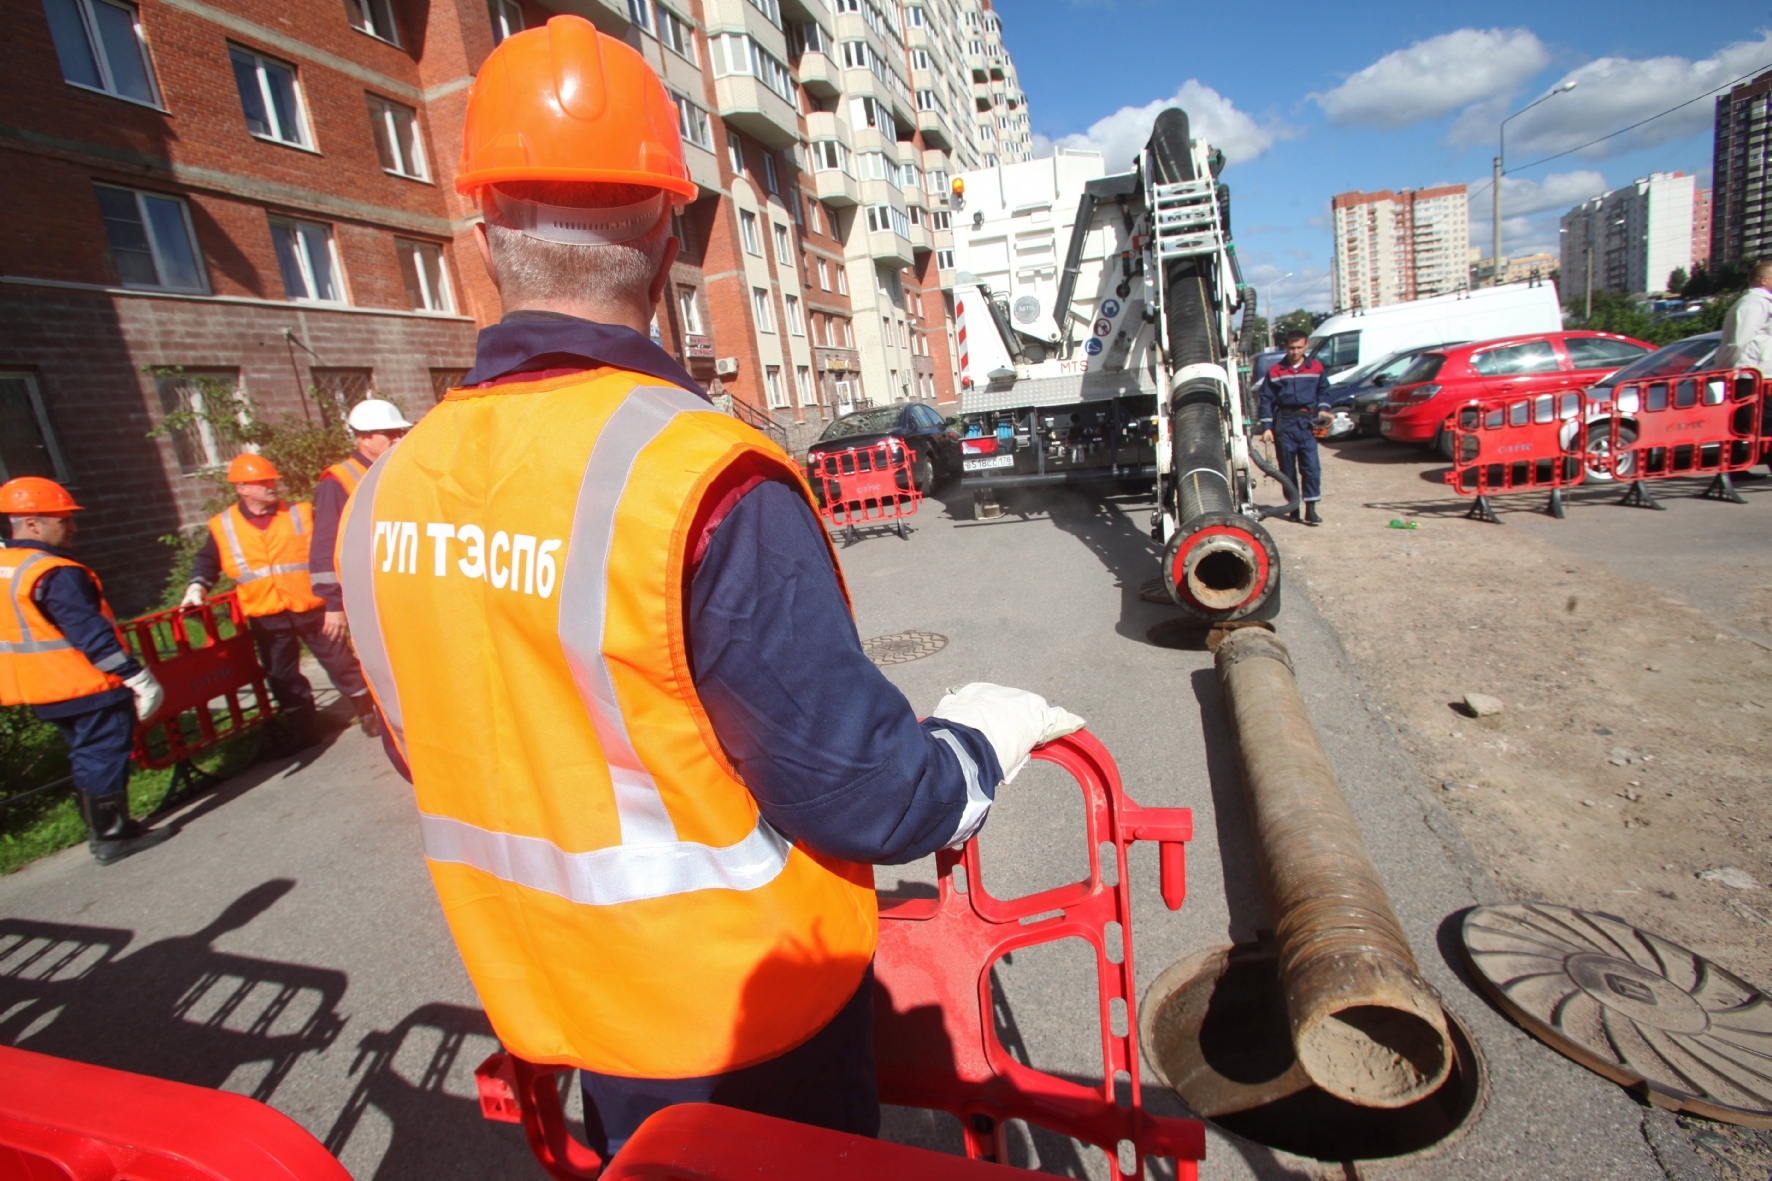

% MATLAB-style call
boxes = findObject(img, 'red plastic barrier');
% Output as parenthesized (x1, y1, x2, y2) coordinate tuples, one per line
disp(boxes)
(1443, 388, 1588, 522)
(1603, 368, 1762, 508)
(811, 438, 921, 540)
(121, 592, 278, 770)
(0, 1044, 351, 1180)
(872, 730, 1203, 1179)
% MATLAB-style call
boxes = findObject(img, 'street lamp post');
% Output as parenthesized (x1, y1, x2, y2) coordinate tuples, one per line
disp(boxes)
(1493, 80, 1577, 286)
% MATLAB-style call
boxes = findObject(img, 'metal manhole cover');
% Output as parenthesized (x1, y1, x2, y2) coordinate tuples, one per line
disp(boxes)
(1462, 903, 1772, 1127)
(861, 630, 947, 666)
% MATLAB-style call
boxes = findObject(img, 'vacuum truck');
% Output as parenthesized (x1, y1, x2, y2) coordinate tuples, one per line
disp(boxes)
(951, 108, 1291, 622)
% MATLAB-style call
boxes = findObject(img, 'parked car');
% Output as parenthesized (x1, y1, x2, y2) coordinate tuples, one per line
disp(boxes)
(806, 402, 962, 496)
(1378, 331, 1656, 456)
(1307, 282, 1563, 377)
(1578, 331, 1726, 480)
(1330, 344, 1467, 437)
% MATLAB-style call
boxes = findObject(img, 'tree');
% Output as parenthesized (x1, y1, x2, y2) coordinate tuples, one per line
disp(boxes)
(1272, 308, 1323, 344)
(1668, 267, 1688, 295)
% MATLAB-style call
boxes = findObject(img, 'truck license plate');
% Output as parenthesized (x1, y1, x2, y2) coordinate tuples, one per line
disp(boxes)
(964, 455, 1014, 472)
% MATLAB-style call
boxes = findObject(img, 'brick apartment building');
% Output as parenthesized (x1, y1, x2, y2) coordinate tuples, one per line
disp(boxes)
(0, 0, 1031, 610)
(1328, 184, 1469, 312)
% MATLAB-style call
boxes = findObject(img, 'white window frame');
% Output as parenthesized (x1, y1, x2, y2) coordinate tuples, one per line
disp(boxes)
(784, 294, 804, 335)
(836, 264, 848, 295)
(44, 0, 163, 107)
(151, 368, 244, 474)
(269, 216, 346, 304)
(677, 284, 704, 334)
(658, 4, 697, 63)
(670, 90, 713, 151)
(765, 365, 788, 409)
(809, 140, 852, 176)
(231, 46, 311, 148)
(936, 248, 954, 269)
(0, 372, 72, 482)
(752, 286, 774, 332)
(817, 258, 830, 290)
(728, 129, 746, 176)
(347, 0, 400, 44)
(739, 210, 762, 255)
(94, 184, 207, 293)
(397, 238, 453, 312)
(763, 152, 779, 193)
(368, 94, 428, 180)
(628, 0, 654, 35)
(488, 0, 521, 43)
(772, 221, 791, 264)
(795, 364, 815, 407)
(747, 0, 782, 28)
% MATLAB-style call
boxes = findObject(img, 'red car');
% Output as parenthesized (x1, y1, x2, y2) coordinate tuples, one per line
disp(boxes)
(1378, 331, 1655, 455)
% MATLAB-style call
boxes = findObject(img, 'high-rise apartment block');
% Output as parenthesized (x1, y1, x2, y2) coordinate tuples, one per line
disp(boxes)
(1329, 184, 1469, 312)
(1692, 187, 1712, 270)
(1710, 70, 1771, 269)
(0, 0, 1030, 606)
(1558, 171, 1695, 302)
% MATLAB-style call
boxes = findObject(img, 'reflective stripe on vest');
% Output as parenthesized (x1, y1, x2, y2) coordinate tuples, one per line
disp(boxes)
(209, 503, 323, 616)
(325, 456, 367, 498)
(0, 547, 126, 706)
(217, 507, 311, 584)
(338, 456, 405, 753)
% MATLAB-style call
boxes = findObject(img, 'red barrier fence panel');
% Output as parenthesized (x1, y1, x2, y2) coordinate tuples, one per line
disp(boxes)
(1444, 389, 1589, 522)
(121, 592, 278, 770)
(812, 438, 921, 539)
(1604, 368, 1763, 508)
(0, 1044, 353, 1181)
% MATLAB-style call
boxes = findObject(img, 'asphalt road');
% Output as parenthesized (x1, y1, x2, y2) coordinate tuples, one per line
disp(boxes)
(0, 480, 1677, 1179)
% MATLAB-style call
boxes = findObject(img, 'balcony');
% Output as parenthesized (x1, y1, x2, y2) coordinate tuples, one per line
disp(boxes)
(798, 50, 840, 99)
(917, 107, 953, 151)
(805, 110, 850, 147)
(907, 220, 933, 253)
(850, 125, 899, 159)
(865, 228, 915, 267)
(814, 167, 860, 206)
(713, 74, 802, 151)
(703, 0, 790, 62)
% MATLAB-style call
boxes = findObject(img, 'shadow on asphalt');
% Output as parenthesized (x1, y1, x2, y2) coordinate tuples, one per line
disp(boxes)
(1189, 669, 1271, 945)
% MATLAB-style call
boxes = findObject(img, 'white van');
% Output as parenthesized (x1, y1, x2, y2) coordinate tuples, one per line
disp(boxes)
(1307, 282, 1563, 376)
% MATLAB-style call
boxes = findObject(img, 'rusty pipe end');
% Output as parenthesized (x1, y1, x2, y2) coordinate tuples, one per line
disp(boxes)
(1290, 956, 1452, 1108)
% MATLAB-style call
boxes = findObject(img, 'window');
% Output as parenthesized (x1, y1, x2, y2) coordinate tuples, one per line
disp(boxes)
(849, 96, 897, 140)
(670, 91, 713, 150)
(739, 210, 761, 255)
(796, 365, 815, 406)
(910, 48, 930, 70)
(1470, 340, 1559, 377)
(658, 5, 696, 63)
(310, 368, 373, 421)
(836, 264, 848, 295)
(763, 153, 779, 193)
(710, 35, 794, 103)
(865, 203, 910, 237)
(1566, 336, 1651, 370)
(269, 217, 343, 303)
(94, 185, 205, 292)
(784, 294, 804, 335)
(231, 47, 309, 147)
(727, 129, 745, 175)
(152, 368, 242, 474)
(0, 373, 69, 481)
(752, 286, 774, 331)
(42, 0, 160, 106)
(487, 0, 521, 43)
(790, 189, 803, 226)
(430, 368, 468, 402)
(917, 89, 938, 111)
(677, 285, 703, 334)
(806, 199, 820, 234)
(627, 0, 653, 35)
(818, 258, 830, 290)
(765, 365, 788, 409)
(747, 0, 781, 27)
(930, 210, 950, 231)
(905, 4, 924, 24)
(936, 248, 953, 269)
(368, 95, 427, 179)
(809, 140, 852, 176)
(791, 21, 825, 54)
(397, 239, 452, 312)
(857, 152, 892, 181)
(347, 0, 399, 43)
(772, 222, 791, 264)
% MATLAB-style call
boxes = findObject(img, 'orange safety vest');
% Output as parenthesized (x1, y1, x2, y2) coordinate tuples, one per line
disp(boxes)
(0, 546, 128, 706)
(322, 456, 368, 497)
(337, 369, 878, 1079)
(206, 502, 324, 618)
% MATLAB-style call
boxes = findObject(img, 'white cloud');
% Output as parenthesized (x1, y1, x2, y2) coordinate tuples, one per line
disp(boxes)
(1465, 170, 1609, 257)
(1501, 33, 1772, 160)
(1244, 263, 1334, 314)
(1037, 81, 1281, 170)
(1314, 29, 1551, 129)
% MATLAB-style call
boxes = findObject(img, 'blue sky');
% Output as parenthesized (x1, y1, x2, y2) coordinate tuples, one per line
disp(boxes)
(996, 1, 1768, 311)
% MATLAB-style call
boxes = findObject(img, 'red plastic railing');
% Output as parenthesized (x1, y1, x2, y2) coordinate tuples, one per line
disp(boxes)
(121, 592, 278, 770)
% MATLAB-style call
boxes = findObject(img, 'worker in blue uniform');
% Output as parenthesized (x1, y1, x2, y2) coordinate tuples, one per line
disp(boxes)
(1259, 330, 1334, 526)
(0, 477, 170, 864)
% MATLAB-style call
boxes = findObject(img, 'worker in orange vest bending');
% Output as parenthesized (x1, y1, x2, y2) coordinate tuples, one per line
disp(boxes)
(336, 16, 1081, 1157)
(183, 454, 375, 749)
(1, 477, 169, 864)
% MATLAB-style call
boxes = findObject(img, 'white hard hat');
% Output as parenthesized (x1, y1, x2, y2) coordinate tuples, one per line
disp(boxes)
(347, 398, 414, 433)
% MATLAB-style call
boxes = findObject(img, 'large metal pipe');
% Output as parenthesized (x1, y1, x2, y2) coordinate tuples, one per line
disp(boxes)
(1213, 628, 1451, 1108)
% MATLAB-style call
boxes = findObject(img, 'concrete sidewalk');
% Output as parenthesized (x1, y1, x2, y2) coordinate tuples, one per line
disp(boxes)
(0, 486, 1672, 1179)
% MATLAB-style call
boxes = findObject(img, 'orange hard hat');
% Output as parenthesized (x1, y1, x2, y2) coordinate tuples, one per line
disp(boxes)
(0, 476, 82, 515)
(455, 15, 695, 205)
(227, 454, 282, 483)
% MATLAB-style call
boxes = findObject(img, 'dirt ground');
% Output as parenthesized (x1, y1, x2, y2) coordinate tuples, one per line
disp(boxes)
(1261, 436, 1772, 1002)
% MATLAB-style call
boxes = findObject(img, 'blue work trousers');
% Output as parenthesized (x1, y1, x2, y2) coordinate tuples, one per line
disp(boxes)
(1274, 415, 1322, 503)
(48, 700, 136, 800)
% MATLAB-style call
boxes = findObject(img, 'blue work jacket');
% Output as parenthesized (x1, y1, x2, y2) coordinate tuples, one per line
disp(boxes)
(1258, 356, 1333, 429)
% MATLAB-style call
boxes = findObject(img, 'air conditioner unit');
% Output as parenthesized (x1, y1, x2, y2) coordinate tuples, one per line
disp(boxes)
(715, 357, 739, 376)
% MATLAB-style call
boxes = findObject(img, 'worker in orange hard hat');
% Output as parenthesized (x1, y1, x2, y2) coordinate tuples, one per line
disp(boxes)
(184, 453, 375, 752)
(1, 477, 172, 864)
(336, 14, 1081, 1156)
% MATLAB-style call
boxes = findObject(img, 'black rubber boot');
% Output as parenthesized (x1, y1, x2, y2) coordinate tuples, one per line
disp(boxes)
(351, 693, 382, 738)
(1304, 502, 1322, 526)
(263, 706, 320, 757)
(80, 793, 172, 866)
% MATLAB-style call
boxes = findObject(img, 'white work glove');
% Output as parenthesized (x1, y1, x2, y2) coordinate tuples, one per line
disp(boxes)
(929, 683, 1085, 786)
(123, 668, 164, 721)
(181, 583, 206, 608)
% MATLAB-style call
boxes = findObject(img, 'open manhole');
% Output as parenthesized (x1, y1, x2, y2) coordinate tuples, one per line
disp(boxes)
(861, 630, 948, 666)
(1142, 942, 1485, 1163)
(1463, 903, 1772, 1128)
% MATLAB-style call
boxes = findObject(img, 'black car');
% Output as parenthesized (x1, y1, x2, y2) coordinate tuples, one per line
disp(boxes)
(805, 402, 962, 495)
(1333, 344, 1468, 437)
(1584, 331, 1721, 402)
